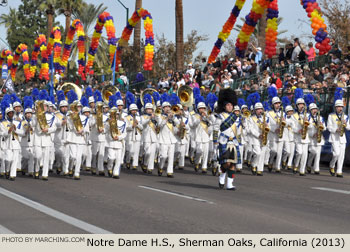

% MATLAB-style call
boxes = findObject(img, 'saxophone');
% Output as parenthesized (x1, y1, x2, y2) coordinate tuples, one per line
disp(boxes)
(109, 110, 120, 139)
(35, 100, 49, 131)
(261, 112, 270, 146)
(278, 107, 286, 139)
(70, 103, 83, 132)
(340, 112, 346, 137)
(317, 111, 324, 143)
(301, 108, 310, 140)
(179, 116, 186, 139)
(96, 102, 104, 132)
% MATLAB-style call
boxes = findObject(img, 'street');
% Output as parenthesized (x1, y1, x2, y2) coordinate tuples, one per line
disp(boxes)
(0, 162, 349, 234)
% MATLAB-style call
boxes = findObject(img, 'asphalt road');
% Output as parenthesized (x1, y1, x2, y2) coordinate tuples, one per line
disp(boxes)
(0, 161, 349, 234)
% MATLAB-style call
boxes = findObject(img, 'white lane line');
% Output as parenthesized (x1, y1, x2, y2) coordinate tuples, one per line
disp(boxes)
(0, 187, 112, 234)
(0, 224, 14, 234)
(311, 187, 350, 195)
(139, 185, 215, 204)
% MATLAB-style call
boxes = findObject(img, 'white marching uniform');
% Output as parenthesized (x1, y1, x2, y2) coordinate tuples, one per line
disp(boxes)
(1, 119, 25, 178)
(21, 119, 34, 175)
(249, 114, 270, 173)
(66, 113, 89, 178)
(192, 113, 213, 171)
(175, 115, 190, 169)
(125, 114, 143, 168)
(282, 115, 295, 169)
(141, 114, 160, 172)
(327, 113, 350, 175)
(53, 112, 70, 174)
(32, 113, 57, 178)
(307, 114, 325, 173)
(90, 114, 108, 173)
(158, 114, 179, 175)
(291, 111, 312, 174)
(106, 119, 127, 177)
(267, 110, 288, 171)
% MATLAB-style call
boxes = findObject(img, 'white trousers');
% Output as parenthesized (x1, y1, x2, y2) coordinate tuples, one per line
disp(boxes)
(69, 144, 84, 177)
(83, 144, 92, 168)
(252, 144, 267, 172)
(308, 145, 321, 172)
(6, 149, 20, 178)
(34, 146, 51, 177)
(269, 140, 284, 170)
(195, 142, 209, 170)
(160, 143, 175, 174)
(294, 143, 309, 173)
(91, 141, 105, 172)
(144, 142, 157, 171)
(107, 148, 123, 176)
(330, 142, 346, 174)
(130, 141, 141, 167)
(22, 146, 34, 174)
(283, 142, 295, 167)
(175, 143, 187, 168)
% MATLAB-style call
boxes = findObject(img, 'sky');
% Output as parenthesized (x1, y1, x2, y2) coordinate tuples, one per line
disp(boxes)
(0, 0, 314, 57)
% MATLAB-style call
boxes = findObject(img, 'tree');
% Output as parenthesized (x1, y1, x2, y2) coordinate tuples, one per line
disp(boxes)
(0, 0, 48, 53)
(149, 30, 208, 77)
(133, 0, 142, 61)
(34, 0, 59, 40)
(320, 0, 350, 51)
(175, 0, 184, 71)
(58, 0, 84, 39)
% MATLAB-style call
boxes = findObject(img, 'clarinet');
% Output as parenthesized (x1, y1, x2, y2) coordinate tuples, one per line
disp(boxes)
(27, 121, 31, 142)
(65, 115, 69, 132)
(10, 120, 15, 141)
(133, 114, 138, 136)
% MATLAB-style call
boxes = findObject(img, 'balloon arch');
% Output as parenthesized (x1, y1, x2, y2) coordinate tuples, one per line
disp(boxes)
(0, 8, 154, 82)
(208, 0, 331, 64)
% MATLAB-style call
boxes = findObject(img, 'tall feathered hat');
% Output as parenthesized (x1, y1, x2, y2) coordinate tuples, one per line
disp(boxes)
(56, 90, 68, 107)
(67, 90, 78, 105)
(294, 88, 305, 105)
(31, 88, 40, 102)
(170, 93, 180, 106)
(160, 93, 170, 107)
(23, 96, 34, 113)
(10, 93, 21, 108)
(304, 94, 315, 110)
(85, 86, 94, 103)
(108, 94, 118, 109)
(216, 88, 237, 113)
(247, 92, 261, 111)
(80, 95, 89, 108)
(115, 91, 123, 106)
(282, 96, 292, 112)
(125, 91, 135, 109)
(1, 94, 13, 118)
(268, 86, 280, 106)
(237, 98, 247, 110)
(94, 90, 103, 104)
(206, 93, 218, 112)
(334, 87, 344, 107)
(152, 91, 161, 107)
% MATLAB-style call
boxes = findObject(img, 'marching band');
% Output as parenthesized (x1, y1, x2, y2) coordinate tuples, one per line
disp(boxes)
(0, 84, 349, 190)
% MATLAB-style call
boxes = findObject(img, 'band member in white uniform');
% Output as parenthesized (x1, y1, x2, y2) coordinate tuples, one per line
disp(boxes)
(327, 88, 350, 177)
(307, 103, 325, 175)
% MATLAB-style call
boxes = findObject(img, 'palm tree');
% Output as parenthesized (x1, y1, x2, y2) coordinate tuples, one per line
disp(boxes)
(0, 8, 20, 38)
(58, 0, 84, 38)
(133, 0, 142, 59)
(34, 0, 59, 40)
(71, 3, 109, 74)
(175, 0, 184, 72)
(234, 17, 287, 47)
